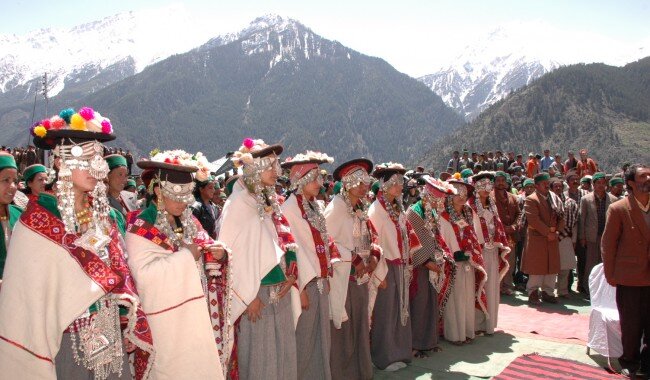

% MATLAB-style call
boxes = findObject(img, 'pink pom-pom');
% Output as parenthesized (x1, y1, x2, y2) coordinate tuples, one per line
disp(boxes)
(101, 119, 112, 133)
(78, 107, 95, 121)
(243, 138, 254, 149)
(41, 119, 51, 130)
(50, 116, 65, 129)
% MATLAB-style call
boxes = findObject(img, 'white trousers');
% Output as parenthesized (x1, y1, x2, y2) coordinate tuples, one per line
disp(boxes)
(526, 274, 557, 295)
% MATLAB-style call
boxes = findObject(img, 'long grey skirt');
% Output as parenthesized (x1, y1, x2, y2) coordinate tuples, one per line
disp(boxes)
(330, 280, 373, 380)
(370, 263, 412, 370)
(410, 265, 439, 350)
(237, 285, 297, 380)
(56, 332, 130, 380)
(296, 280, 331, 380)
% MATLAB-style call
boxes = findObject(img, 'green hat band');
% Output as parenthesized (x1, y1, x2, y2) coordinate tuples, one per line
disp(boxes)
(534, 173, 550, 184)
(523, 179, 535, 187)
(592, 172, 606, 182)
(0, 155, 17, 171)
(126, 179, 137, 188)
(460, 168, 473, 178)
(23, 164, 47, 184)
(609, 178, 624, 186)
(106, 155, 128, 171)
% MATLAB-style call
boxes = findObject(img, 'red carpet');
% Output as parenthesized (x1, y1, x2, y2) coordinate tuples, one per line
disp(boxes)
(494, 354, 623, 379)
(498, 304, 589, 342)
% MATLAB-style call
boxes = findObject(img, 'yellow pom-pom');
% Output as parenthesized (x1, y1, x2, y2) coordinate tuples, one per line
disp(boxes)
(70, 113, 86, 130)
(34, 126, 47, 138)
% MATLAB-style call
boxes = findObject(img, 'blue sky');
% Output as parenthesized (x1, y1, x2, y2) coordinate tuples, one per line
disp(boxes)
(2, 0, 649, 76)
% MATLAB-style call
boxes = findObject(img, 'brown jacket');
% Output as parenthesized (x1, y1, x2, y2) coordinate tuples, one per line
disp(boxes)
(494, 190, 521, 240)
(522, 191, 565, 275)
(601, 196, 650, 286)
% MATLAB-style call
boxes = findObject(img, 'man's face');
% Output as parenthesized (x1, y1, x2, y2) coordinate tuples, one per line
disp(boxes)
(611, 183, 624, 196)
(581, 181, 591, 190)
(535, 180, 550, 195)
(494, 176, 508, 191)
(593, 179, 607, 194)
(555, 156, 562, 163)
(551, 182, 564, 197)
(544, 150, 550, 157)
(567, 176, 579, 190)
(629, 168, 650, 194)
(524, 185, 535, 195)
(580, 151, 588, 160)
(453, 152, 459, 158)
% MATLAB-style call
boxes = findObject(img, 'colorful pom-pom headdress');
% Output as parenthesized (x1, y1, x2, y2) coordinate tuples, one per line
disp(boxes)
(29, 107, 117, 249)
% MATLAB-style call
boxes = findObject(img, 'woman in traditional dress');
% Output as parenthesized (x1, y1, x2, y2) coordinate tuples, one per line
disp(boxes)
(439, 179, 488, 345)
(0, 107, 154, 379)
(468, 172, 510, 335)
(405, 176, 457, 357)
(325, 158, 382, 380)
(368, 162, 421, 372)
(21, 163, 48, 203)
(0, 153, 22, 284)
(280, 151, 339, 380)
(125, 150, 229, 379)
(105, 154, 138, 218)
(218, 138, 299, 380)
(191, 174, 218, 239)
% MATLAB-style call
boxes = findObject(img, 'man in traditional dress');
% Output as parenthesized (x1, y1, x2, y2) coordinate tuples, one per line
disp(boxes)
(325, 158, 382, 380)
(126, 150, 228, 379)
(579, 172, 617, 295)
(439, 179, 488, 344)
(368, 162, 421, 371)
(0, 107, 154, 379)
(218, 138, 299, 380)
(406, 176, 456, 357)
(601, 164, 650, 379)
(493, 171, 521, 295)
(280, 151, 339, 380)
(522, 173, 565, 305)
(551, 178, 578, 298)
(105, 154, 138, 217)
(469, 172, 510, 335)
(576, 149, 598, 178)
(609, 177, 626, 199)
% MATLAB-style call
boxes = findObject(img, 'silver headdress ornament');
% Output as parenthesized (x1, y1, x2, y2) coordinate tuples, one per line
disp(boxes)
(37, 106, 124, 380)
(54, 139, 112, 253)
(142, 149, 207, 248)
(342, 168, 372, 191)
(232, 138, 283, 219)
(285, 151, 334, 192)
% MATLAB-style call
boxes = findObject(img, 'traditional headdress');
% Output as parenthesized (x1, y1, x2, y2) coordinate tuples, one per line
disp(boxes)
(373, 162, 407, 193)
(30, 106, 116, 251)
(333, 158, 373, 191)
(231, 138, 283, 219)
(472, 171, 496, 193)
(137, 149, 210, 247)
(281, 151, 334, 192)
(421, 175, 457, 229)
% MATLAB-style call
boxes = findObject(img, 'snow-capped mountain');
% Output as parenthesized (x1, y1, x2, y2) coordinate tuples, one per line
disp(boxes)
(0, 4, 219, 104)
(419, 22, 649, 120)
(201, 14, 350, 67)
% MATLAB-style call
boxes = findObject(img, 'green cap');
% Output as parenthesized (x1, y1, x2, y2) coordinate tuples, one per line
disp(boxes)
(592, 172, 606, 183)
(523, 179, 535, 187)
(333, 181, 342, 195)
(125, 179, 137, 188)
(104, 154, 128, 171)
(580, 177, 591, 183)
(534, 172, 550, 184)
(0, 154, 17, 171)
(494, 171, 508, 179)
(23, 164, 47, 184)
(609, 177, 624, 186)
(460, 168, 473, 178)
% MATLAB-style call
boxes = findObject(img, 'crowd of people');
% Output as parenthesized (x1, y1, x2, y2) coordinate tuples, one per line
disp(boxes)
(0, 106, 647, 380)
